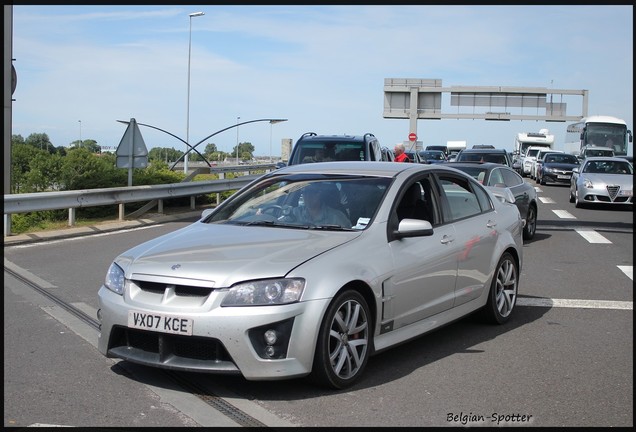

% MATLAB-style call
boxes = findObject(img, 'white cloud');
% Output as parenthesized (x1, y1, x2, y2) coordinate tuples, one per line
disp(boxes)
(10, 5, 634, 156)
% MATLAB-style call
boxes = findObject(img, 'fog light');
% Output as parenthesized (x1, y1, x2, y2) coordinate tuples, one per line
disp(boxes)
(264, 329, 278, 345)
(248, 318, 294, 359)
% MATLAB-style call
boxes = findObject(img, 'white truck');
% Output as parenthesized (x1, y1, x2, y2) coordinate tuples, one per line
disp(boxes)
(446, 140, 467, 161)
(514, 130, 554, 177)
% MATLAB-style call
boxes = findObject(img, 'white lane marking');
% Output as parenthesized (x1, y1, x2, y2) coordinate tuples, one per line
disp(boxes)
(517, 297, 632, 310)
(618, 265, 633, 281)
(539, 197, 555, 204)
(552, 209, 576, 218)
(576, 229, 612, 244)
(534, 187, 542, 192)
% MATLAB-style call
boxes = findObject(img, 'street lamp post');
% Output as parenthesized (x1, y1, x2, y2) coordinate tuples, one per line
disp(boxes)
(78, 120, 82, 147)
(269, 119, 285, 162)
(185, 11, 205, 174)
(236, 116, 240, 165)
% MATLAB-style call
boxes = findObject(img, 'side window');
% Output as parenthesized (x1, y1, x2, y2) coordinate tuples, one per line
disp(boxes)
(501, 168, 523, 186)
(394, 176, 439, 225)
(437, 174, 490, 222)
(487, 168, 505, 186)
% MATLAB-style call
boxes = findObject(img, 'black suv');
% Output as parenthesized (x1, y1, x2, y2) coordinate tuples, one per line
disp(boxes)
(287, 132, 388, 165)
(453, 148, 513, 167)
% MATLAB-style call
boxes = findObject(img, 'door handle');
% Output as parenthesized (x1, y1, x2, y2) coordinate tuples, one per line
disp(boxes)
(440, 235, 454, 244)
(486, 220, 497, 228)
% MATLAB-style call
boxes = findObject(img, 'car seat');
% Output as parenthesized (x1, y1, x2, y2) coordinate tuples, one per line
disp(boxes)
(397, 183, 430, 221)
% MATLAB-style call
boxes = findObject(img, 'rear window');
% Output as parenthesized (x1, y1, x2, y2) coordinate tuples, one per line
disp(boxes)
(457, 152, 508, 165)
(289, 141, 366, 165)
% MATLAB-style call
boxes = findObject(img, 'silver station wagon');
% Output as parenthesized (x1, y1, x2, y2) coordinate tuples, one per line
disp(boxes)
(98, 162, 523, 389)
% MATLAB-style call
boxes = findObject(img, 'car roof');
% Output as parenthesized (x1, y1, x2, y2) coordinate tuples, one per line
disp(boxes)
(447, 162, 510, 170)
(300, 134, 372, 142)
(459, 148, 508, 153)
(273, 161, 452, 177)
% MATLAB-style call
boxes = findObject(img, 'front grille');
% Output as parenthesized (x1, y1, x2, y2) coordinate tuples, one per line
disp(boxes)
(135, 280, 214, 298)
(607, 185, 620, 201)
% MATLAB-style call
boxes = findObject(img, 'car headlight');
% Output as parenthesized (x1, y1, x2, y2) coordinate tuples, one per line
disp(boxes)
(545, 167, 555, 173)
(221, 278, 305, 306)
(583, 178, 594, 189)
(104, 262, 125, 295)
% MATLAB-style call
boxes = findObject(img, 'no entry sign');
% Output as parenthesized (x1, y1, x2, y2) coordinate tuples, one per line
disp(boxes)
(408, 133, 417, 142)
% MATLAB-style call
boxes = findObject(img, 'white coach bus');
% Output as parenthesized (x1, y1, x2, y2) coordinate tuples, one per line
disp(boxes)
(565, 115, 632, 156)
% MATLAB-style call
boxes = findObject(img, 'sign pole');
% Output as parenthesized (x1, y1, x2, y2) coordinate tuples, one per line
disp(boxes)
(128, 118, 135, 186)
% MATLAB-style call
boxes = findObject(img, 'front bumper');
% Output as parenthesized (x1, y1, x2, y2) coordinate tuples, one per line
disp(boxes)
(543, 172, 572, 183)
(97, 285, 330, 380)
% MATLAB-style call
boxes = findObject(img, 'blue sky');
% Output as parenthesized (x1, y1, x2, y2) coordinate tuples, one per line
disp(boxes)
(10, 5, 634, 157)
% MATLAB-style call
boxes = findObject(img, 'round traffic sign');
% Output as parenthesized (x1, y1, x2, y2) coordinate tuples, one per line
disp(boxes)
(408, 133, 417, 142)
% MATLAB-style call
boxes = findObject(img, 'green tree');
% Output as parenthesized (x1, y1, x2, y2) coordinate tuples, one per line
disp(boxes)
(25, 132, 55, 154)
(60, 147, 124, 190)
(148, 147, 183, 164)
(232, 142, 254, 161)
(12, 134, 25, 145)
(11, 142, 43, 193)
(25, 152, 64, 192)
(135, 160, 184, 184)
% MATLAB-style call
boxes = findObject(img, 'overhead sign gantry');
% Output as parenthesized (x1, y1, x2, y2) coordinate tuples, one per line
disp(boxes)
(383, 78, 589, 150)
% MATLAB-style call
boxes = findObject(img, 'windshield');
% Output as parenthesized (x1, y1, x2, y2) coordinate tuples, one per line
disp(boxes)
(584, 123, 628, 155)
(421, 151, 445, 160)
(582, 160, 633, 175)
(545, 154, 579, 164)
(206, 176, 391, 230)
(526, 149, 541, 158)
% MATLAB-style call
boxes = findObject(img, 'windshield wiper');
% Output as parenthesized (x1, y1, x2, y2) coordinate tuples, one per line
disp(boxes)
(308, 224, 356, 231)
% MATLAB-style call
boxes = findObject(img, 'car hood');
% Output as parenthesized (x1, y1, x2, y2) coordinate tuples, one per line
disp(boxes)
(117, 222, 360, 287)
(579, 173, 633, 187)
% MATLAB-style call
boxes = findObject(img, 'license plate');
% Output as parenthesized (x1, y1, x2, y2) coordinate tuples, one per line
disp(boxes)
(128, 310, 193, 335)
(557, 175, 570, 179)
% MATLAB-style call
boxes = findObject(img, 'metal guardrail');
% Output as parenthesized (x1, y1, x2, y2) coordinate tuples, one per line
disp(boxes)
(4, 164, 276, 237)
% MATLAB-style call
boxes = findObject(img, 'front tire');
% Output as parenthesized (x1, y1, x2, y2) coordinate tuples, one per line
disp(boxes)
(574, 189, 585, 208)
(480, 252, 518, 325)
(309, 290, 371, 389)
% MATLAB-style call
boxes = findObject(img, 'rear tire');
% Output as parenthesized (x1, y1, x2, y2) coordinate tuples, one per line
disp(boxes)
(309, 290, 371, 389)
(480, 252, 518, 325)
(523, 205, 537, 241)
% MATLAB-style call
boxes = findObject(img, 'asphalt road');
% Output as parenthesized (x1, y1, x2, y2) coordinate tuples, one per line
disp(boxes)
(3, 181, 633, 427)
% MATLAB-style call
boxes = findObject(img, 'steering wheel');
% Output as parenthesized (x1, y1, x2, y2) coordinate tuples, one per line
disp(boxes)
(260, 204, 298, 223)
(260, 205, 283, 217)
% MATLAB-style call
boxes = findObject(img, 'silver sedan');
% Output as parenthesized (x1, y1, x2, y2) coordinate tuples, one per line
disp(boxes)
(569, 157, 634, 208)
(97, 162, 523, 389)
